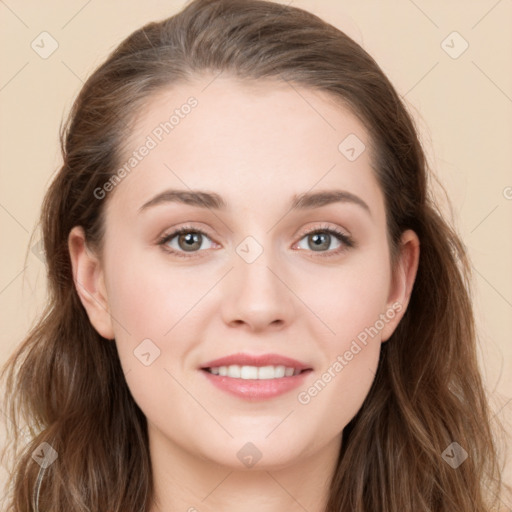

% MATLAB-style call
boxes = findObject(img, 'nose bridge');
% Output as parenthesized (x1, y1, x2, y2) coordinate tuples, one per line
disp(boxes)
(220, 233, 294, 329)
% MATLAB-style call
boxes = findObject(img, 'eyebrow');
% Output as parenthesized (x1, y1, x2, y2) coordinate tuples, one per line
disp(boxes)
(138, 189, 371, 215)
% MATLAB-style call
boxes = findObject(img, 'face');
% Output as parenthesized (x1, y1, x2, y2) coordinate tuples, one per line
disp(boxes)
(70, 75, 418, 472)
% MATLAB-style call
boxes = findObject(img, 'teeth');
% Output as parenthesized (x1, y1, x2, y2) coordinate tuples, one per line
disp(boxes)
(258, 366, 277, 379)
(240, 365, 258, 379)
(206, 365, 302, 379)
(228, 365, 241, 378)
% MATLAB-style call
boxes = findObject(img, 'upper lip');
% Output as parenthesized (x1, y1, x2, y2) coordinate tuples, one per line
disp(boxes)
(200, 352, 312, 370)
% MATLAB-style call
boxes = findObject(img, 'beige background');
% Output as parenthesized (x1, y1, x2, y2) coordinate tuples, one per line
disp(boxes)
(1, 0, 511, 505)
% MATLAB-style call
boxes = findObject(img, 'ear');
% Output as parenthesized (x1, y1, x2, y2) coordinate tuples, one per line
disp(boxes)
(381, 229, 420, 342)
(68, 226, 115, 340)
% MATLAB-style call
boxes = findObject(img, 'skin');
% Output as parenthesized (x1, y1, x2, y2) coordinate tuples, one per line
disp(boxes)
(69, 75, 419, 512)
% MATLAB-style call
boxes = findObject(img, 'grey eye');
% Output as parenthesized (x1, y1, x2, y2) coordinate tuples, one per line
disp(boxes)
(297, 232, 342, 252)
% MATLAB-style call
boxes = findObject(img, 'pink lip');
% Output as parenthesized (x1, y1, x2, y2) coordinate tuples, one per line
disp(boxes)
(201, 369, 312, 400)
(199, 352, 313, 400)
(200, 352, 312, 371)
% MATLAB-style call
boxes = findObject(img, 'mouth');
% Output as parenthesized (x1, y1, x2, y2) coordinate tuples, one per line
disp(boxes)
(201, 365, 310, 379)
(199, 353, 313, 400)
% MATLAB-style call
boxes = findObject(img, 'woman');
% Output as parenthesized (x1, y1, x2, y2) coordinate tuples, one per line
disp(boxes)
(1, 0, 508, 510)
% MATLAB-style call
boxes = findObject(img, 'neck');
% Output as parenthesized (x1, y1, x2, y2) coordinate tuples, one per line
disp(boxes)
(147, 424, 341, 512)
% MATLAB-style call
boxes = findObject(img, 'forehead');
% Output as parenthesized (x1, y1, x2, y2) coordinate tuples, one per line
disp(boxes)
(106, 75, 383, 219)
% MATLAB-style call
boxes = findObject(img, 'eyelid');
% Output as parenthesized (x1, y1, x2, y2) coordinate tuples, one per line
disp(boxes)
(295, 222, 351, 241)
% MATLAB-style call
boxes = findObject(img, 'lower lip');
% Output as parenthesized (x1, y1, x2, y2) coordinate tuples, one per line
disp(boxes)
(200, 369, 312, 400)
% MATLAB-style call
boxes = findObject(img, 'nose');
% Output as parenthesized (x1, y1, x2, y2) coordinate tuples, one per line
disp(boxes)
(220, 246, 295, 332)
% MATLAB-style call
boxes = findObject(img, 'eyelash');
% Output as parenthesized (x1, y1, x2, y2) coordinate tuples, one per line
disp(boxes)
(157, 223, 355, 259)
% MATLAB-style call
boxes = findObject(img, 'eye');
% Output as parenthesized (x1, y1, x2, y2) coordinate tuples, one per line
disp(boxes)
(295, 226, 354, 256)
(157, 226, 216, 257)
(157, 224, 355, 259)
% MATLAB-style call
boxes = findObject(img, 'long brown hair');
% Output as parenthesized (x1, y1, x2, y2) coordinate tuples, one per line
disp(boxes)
(1, 0, 509, 510)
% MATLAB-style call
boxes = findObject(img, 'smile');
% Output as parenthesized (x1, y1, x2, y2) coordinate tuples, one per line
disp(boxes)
(204, 365, 305, 379)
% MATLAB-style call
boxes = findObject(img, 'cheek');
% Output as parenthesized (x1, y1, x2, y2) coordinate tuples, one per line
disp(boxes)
(103, 245, 221, 394)
(293, 252, 390, 414)
(104, 245, 200, 337)
(298, 252, 392, 344)
(295, 275, 386, 443)
(103, 251, 201, 422)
